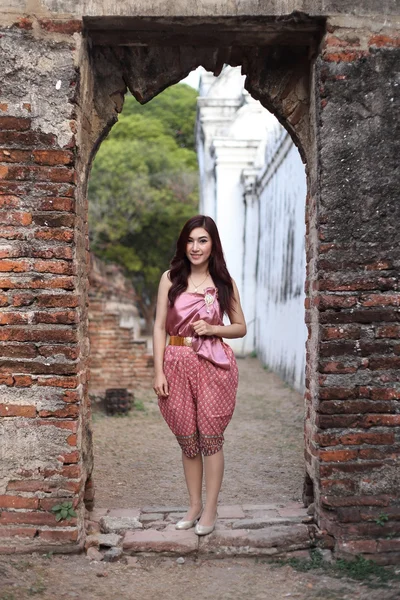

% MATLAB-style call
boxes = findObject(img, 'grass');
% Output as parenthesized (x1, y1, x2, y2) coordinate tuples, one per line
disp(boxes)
(275, 550, 400, 588)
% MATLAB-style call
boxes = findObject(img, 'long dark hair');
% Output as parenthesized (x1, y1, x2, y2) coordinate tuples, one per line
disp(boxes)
(168, 215, 234, 316)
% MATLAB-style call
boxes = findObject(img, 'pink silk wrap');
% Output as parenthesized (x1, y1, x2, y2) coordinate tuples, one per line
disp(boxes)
(166, 287, 231, 370)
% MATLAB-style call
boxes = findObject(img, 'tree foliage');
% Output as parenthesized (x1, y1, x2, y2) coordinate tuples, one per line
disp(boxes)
(88, 83, 199, 330)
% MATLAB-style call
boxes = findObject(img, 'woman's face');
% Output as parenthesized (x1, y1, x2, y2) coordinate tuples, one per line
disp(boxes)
(186, 227, 212, 268)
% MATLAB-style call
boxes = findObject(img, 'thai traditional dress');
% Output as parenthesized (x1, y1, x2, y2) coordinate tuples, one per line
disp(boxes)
(159, 287, 238, 457)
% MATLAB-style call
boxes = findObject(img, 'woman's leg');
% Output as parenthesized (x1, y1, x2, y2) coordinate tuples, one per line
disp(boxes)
(181, 452, 203, 520)
(198, 448, 224, 526)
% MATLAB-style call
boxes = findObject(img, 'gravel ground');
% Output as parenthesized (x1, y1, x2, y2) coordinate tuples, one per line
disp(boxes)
(1, 357, 399, 600)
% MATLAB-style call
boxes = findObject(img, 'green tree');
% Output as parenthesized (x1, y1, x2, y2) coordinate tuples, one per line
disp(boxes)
(88, 84, 199, 331)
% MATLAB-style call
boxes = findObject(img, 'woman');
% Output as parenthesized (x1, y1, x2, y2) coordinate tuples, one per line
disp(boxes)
(153, 215, 246, 536)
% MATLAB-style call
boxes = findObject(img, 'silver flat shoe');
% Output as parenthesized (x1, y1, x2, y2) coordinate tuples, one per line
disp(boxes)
(194, 518, 217, 536)
(175, 509, 203, 530)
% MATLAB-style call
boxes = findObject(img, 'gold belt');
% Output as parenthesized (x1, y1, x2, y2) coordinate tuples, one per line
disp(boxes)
(169, 336, 193, 347)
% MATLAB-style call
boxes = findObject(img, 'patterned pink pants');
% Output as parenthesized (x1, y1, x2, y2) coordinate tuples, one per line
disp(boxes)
(159, 344, 239, 458)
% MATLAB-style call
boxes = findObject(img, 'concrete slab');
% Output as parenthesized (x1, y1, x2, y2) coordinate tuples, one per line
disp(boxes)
(123, 528, 198, 555)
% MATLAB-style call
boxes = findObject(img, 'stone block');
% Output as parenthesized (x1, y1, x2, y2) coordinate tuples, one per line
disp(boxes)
(100, 515, 142, 534)
(140, 513, 164, 523)
(231, 517, 299, 530)
(278, 507, 308, 518)
(86, 546, 104, 561)
(103, 546, 123, 562)
(123, 528, 198, 555)
(242, 504, 282, 511)
(198, 524, 312, 557)
(97, 533, 122, 548)
(217, 505, 246, 519)
(108, 509, 140, 519)
(141, 506, 187, 514)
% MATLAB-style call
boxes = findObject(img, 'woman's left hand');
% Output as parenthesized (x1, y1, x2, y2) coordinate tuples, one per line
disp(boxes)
(192, 320, 215, 336)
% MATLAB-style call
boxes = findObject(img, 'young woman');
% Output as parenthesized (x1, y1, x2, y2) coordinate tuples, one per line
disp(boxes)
(153, 215, 246, 536)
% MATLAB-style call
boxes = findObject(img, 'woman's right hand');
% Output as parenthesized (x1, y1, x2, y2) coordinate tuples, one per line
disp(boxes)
(153, 372, 169, 398)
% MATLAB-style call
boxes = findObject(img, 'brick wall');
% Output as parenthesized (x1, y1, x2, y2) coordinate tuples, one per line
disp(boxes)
(303, 26, 400, 563)
(88, 254, 153, 399)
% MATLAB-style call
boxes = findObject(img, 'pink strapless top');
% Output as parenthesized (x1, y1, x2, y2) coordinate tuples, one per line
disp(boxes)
(166, 287, 230, 370)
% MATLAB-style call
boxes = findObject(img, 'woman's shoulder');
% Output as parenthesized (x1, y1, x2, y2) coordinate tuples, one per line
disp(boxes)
(160, 270, 173, 289)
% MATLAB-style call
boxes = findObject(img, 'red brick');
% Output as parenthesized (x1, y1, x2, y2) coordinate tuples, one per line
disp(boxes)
(33, 259, 73, 275)
(12, 293, 37, 306)
(0, 359, 77, 376)
(0, 149, 31, 163)
(324, 51, 368, 62)
(320, 341, 358, 357)
(0, 259, 29, 273)
(0, 495, 39, 509)
(360, 414, 400, 428)
(320, 479, 356, 493)
(0, 117, 31, 131)
(0, 211, 32, 225)
(321, 495, 391, 508)
(38, 529, 79, 542)
(32, 310, 77, 324)
(13, 375, 33, 387)
(0, 165, 75, 184)
(319, 400, 393, 415)
(0, 405, 36, 417)
(0, 195, 20, 208)
(319, 387, 357, 400)
(39, 19, 82, 34)
(37, 375, 78, 388)
(38, 405, 79, 418)
(0, 312, 29, 324)
(369, 35, 400, 47)
(0, 328, 78, 343)
(0, 511, 77, 527)
(321, 325, 361, 340)
(66, 434, 77, 446)
(369, 356, 400, 370)
(370, 388, 400, 400)
(36, 294, 79, 308)
(361, 294, 400, 307)
(33, 214, 75, 228)
(318, 278, 396, 292)
(34, 231, 74, 246)
(38, 345, 79, 360)
(318, 295, 357, 309)
(320, 461, 385, 477)
(0, 227, 25, 240)
(32, 150, 74, 166)
(375, 325, 400, 339)
(319, 361, 357, 373)
(61, 451, 79, 464)
(39, 197, 75, 212)
(0, 293, 9, 306)
(320, 449, 358, 462)
(0, 527, 37, 538)
(0, 130, 56, 147)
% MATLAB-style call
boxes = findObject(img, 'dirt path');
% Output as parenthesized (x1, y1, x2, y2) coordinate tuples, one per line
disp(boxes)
(92, 356, 305, 508)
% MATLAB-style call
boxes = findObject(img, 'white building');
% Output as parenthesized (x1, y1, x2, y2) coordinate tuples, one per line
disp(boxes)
(196, 67, 308, 391)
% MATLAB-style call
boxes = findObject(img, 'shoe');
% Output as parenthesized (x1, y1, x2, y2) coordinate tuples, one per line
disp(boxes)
(194, 517, 217, 536)
(175, 509, 203, 530)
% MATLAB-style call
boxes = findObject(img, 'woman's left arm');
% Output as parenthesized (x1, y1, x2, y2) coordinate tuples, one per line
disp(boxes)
(192, 279, 247, 339)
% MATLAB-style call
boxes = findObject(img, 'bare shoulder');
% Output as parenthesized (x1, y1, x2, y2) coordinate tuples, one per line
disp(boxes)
(159, 270, 172, 290)
(231, 278, 240, 295)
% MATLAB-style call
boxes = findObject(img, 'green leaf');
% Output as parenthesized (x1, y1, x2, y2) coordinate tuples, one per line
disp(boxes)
(60, 509, 68, 519)
(55, 513, 63, 521)
(69, 509, 77, 517)
(51, 505, 62, 512)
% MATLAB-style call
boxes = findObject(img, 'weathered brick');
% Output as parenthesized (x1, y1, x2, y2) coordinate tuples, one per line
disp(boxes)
(0, 130, 56, 147)
(0, 495, 39, 509)
(37, 294, 79, 308)
(318, 295, 357, 309)
(37, 376, 79, 388)
(0, 312, 29, 325)
(369, 357, 400, 370)
(0, 343, 37, 357)
(0, 405, 36, 417)
(0, 165, 75, 184)
(0, 195, 20, 208)
(369, 34, 400, 47)
(319, 361, 357, 373)
(0, 117, 31, 131)
(0, 527, 37, 538)
(0, 259, 29, 272)
(0, 211, 32, 225)
(0, 360, 77, 376)
(0, 511, 76, 527)
(38, 404, 79, 418)
(33, 214, 75, 228)
(39, 197, 75, 212)
(320, 341, 359, 357)
(38, 345, 79, 360)
(32, 150, 74, 166)
(33, 260, 74, 275)
(0, 276, 75, 290)
(38, 529, 79, 542)
(34, 228, 74, 242)
(0, 328, 78, 343)
(39, 19, 82, 34)
(320, 449, 358, 462)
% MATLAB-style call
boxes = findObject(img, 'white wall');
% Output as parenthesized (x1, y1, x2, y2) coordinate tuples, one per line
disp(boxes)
(196, 66, 307, 391)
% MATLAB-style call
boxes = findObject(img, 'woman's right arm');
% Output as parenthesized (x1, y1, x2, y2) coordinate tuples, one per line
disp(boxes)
(152, 270, 171, 398)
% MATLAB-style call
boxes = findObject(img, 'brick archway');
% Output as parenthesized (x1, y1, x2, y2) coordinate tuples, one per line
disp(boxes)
(0, 7, 399, 564)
